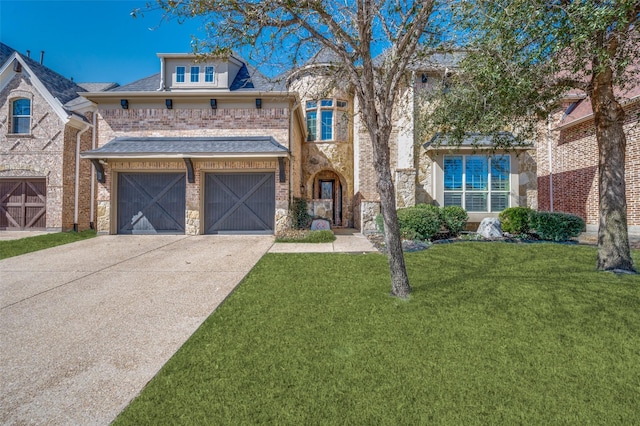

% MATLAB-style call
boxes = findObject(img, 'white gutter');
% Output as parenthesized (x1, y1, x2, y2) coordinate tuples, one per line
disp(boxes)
(74, 121, 93, 231)
(158, 56, 165, 91)
(547, 114, 554, 212)
(89, 112, 97, 229)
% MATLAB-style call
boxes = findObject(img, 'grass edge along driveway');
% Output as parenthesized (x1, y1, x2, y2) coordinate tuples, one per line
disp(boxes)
(0, 230, 96, 260)
(115, 242, 640, 425)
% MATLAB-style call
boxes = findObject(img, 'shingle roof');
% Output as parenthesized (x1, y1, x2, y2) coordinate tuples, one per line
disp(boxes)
(81, 136, 289, 158)
(108, 73, 161, 92)
(77, 82, 119, 92)
(425, 132, 531, 149)
(0, 42, 88, 105)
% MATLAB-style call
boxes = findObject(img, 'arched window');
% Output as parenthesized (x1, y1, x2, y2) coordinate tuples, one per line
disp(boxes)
(12, 98, 31, 134)
(305, 98, 349, 142)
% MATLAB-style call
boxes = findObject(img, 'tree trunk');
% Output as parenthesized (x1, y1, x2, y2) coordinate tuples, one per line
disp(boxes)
(591, 69, 636, 273)
(370, 129, 412, 298)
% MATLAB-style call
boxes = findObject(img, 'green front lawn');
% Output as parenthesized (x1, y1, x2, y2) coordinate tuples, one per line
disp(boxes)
(116, 243, 640, 425)
(0, 230, 96, 260)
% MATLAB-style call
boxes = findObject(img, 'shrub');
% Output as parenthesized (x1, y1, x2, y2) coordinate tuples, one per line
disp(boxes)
(290, 197, 311, 230)
(529, 211, 585, 241)
(440, 206, 468, 236)
(499, 207, 534, 234)
(397, 205, 441, 240)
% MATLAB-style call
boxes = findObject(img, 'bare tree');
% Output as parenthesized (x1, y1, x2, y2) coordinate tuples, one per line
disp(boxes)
(139, 0, 446, 296)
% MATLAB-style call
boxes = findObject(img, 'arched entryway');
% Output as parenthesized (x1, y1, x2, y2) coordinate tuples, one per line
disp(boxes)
(309, 170, 344, 226)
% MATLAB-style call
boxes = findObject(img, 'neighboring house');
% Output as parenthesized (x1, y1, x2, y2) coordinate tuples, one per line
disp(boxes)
(80, 53, 305, 235)
(537, 88, 640, 234)
(76, 49, 538, 235)
(0, 43, 113, 231)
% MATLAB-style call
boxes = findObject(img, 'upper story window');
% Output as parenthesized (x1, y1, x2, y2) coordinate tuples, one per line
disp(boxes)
(205, 66, 215, 82)
(176, 66, 185, 83)
(190, 66, 199, 82)
(305, 98, 349, 142)
(11, 98, 31, 134)
(443, 154, 510, 212)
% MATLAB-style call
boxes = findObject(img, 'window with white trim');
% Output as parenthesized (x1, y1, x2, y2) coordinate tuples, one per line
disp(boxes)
(205, 66, 215, 82)
(11, 98, 31, 134)
(176, 66, 185, 83)
(305, 98, 348, 142)
(443, 154, 510, 212)
(190, 66, 199, 82)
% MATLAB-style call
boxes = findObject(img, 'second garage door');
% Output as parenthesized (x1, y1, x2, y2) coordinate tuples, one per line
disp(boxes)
(117, 173, 186, 234)
(204, 173, 275, 234)
(0, 179, 46, 230)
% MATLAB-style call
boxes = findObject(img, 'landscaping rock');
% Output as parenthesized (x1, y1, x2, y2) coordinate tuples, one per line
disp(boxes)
(477, 218, 503, 238)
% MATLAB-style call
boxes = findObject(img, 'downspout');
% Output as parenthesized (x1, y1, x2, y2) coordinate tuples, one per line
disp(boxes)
(547, 113, 554, 212)
(74, 121, 92, 231)
(89, 112, 97, 229)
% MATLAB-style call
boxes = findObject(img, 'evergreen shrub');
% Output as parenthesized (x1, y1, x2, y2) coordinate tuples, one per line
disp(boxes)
(440, 206, 469, 236)
(499, 207, 534, 234)
(529, 211, 585, 241)
(291, 197, 311, 229)
(397, 205, 441, 240)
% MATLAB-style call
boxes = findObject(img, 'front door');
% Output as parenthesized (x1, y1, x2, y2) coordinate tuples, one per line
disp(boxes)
(319, 179, 342, 226)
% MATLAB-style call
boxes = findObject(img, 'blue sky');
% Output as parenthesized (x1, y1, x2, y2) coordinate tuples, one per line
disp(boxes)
(0, 0, 209, 85)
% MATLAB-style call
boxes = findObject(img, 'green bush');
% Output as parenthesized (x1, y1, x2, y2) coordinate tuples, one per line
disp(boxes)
(290, 197, 311, 230)
(499, 207, 534, 234)
(397, 205, 441, 240)
(440, 206, 468, 236)
(529, 211, 585, 241)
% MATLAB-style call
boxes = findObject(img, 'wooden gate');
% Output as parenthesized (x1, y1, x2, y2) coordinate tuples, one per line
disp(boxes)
(204, 173, 275, 234)
(0, 179, 46, 230)
(117, 173, 185, 234)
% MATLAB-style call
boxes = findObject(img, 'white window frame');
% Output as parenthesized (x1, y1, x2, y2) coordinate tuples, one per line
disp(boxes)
(11, 98, 31, 135)
(442, 154, 512, 213)
(305, 98, 348, 142)
(190, 66, 200, 83)
(176, 66, 185, 83)
(205, 66, 215, 83)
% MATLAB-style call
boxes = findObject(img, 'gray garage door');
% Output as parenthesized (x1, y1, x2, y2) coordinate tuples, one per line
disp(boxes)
(0, 179, 46, 230)
(204, 173, 275, 234)
(117, 173, 185, 234)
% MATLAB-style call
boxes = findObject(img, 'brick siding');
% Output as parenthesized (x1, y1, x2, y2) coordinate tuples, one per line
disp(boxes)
(537, 101, 640, 227)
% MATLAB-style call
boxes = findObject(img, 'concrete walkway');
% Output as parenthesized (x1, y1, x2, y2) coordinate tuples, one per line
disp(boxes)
(0, 235, 273, 426)
(268, 229, 377, 253)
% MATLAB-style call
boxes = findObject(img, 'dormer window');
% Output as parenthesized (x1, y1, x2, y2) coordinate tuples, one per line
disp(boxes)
(11, 98, 31, 134)
(205, 66, 215, 82)
(190, 66, 199, 83)
(176, 66, 185, 83)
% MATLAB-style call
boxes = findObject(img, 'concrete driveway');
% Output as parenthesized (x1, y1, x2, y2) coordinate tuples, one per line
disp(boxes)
(0, 235, 274, 425)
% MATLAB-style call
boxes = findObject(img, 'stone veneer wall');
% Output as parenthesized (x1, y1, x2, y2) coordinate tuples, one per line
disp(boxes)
(0, 75, 94, 231)
(537, 101, 639, 232)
